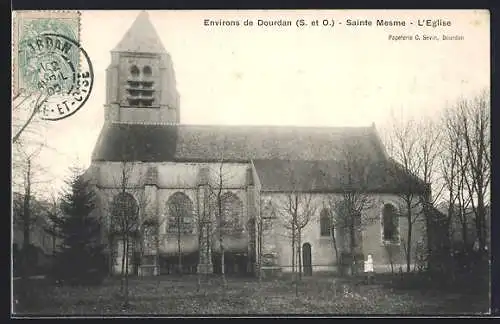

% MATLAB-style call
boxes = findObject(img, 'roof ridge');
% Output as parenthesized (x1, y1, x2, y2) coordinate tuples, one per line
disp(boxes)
(104, 122, 374, 130)
(253, 158, 339, 162)
(176, 124, 374, 129)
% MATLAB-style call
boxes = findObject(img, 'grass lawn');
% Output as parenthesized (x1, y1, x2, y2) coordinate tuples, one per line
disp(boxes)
(12, 274, 490, 316)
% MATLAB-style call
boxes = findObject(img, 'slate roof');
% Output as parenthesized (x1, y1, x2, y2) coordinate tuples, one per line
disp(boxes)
(91, 123, 427, 193)
(91, 123, 386, 163)
(252, 159, 427, 193)
(112, 11, 167, 54)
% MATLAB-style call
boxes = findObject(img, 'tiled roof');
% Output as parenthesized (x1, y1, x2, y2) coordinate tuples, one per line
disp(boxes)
(91, 123, 386, 163)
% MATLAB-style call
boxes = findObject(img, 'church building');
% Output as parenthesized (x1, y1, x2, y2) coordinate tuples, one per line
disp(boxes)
(85, 12, 429, 277)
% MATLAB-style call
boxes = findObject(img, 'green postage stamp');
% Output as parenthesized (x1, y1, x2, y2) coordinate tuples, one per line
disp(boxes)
(12, 11, 94, 120)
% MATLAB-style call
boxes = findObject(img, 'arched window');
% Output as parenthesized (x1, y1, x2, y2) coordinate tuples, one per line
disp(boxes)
(167, 192, 194, 234)
(143, 65, 152, 77)
(382, 203, 399, 242)
(111, 192, 139, 234)
(320, 208, 331, 237)
(220, 192, 244, 234)
(130, 65, 140, 78)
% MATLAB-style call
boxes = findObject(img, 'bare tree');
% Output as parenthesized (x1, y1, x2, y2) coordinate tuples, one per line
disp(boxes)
(439, 105, 474, 254)
(255, 196, 279, 283)
(12, 90, 48, 144)
(167, 193, 194, 275)
(13, 143, 46, 271)
(273, 166, 317, 296)
(384, 244, 396, 274)
(295, 194, 316, 281)
(326, 138, 377, 275)
(12, 141, 50, 309)
(94, 125, 161, 306)
(324, 207, 339, 271)
(430, 108, 464, 274)
(440, 107, 461, 247)
(42, 191, 62, 257)
(455, 91, 490, 253)
(209, 156, 227, 287)
(385, 113, 428, 273)
(108, 161, 154, 307)
(415, 118, 444, 205)
(110, 163, 137, 300)
(195, 171, 214, 290)
(437, 90, 490, 259)
(207, 157, 232, 287)
(12, 91, 54, 309)
(137, 217, 161, 276)
(413, 118, 444, 270)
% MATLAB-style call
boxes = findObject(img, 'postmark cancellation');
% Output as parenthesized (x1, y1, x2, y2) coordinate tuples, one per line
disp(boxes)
(12, 11, 94, 121)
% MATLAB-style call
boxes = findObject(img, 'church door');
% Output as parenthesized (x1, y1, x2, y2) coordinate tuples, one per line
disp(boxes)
(302, 243, 312, 276)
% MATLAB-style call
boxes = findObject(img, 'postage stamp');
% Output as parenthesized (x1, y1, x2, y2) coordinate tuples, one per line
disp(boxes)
(12, 11, 94, 121)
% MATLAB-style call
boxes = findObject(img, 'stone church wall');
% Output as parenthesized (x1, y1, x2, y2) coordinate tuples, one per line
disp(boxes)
(260, 192, 426, 274)
(90, 161, 427, 275)
(91, 161, 256, 274)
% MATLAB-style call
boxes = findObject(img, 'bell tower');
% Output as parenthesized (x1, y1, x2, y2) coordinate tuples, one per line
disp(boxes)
(104, 11, 180, 124)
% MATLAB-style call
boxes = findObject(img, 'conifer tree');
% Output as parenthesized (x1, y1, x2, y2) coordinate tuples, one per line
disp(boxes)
(49, 167, 106, 284)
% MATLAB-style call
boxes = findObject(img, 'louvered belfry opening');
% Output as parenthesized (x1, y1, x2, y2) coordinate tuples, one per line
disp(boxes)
(126, 65, 155, 107)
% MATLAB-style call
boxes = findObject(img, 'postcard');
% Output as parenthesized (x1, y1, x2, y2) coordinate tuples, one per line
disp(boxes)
(11, 9, 491, 317)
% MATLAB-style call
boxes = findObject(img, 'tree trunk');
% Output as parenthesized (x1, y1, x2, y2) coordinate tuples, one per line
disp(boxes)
(197, 223, 202, 290)
(12, 93, 44, 144)
(295, 248, 299, 298)
(121, 237, 126, 294)
(407, 216, 412, 273)
(422, 201, 433, 272)
(258, 221, 263, 282)
(19, 159, 32, 309)
(52, 225, 56, 256)
(177, 219, 182, 275)
(219, 223, 226, 286)
(461, 220, 468, 249)
(295, 234, 299, 297)
(476, 198, 486, 252)
(206, 223, 210, 282)
(457, 192, 469, 249)
(197, 221, 202, 288)
(108, 236, 115, 277)
(331, 226, 339, 267)
(220, 237, 226, 286)
(124, 237, 130, 306)
(349, 215, 356, 276)
(22, 178, 31, 280)
(298, 228, 302, 280)
(291, 225, 295, 274)
(197, 272, 201, 291)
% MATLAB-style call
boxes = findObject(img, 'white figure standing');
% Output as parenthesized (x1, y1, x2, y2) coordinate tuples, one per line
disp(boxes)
(364, 254, 374, 284)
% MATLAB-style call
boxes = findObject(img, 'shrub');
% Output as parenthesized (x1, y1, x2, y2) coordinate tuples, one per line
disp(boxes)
(339, 252, 364, 276)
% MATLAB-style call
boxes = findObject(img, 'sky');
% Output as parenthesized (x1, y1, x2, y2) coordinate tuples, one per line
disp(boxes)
(12, 9, 490, 198)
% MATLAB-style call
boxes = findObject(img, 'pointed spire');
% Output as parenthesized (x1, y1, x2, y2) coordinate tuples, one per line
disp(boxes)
(113, 11, 166, 54)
